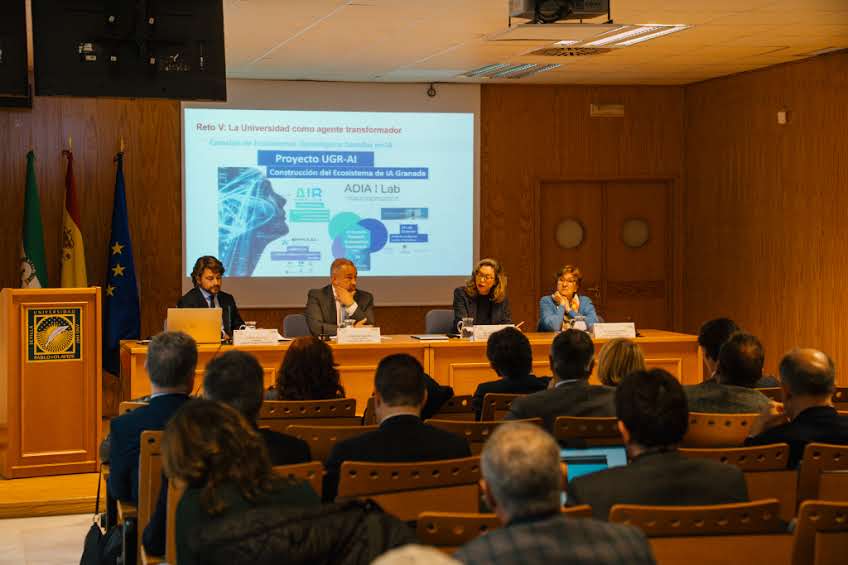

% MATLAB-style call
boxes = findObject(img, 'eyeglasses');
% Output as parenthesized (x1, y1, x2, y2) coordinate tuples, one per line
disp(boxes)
(476, 273, 495, 281)
(559, 278, 578, 284)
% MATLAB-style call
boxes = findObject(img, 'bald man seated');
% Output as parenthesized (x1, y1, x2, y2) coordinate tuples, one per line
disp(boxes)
(305, 258, 375, 337)
(745, 348, 848, 468)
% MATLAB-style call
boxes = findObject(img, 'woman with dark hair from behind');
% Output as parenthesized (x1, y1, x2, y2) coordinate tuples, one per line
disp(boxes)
(163, 399, 320, 565)
(266, 336, 345, 400)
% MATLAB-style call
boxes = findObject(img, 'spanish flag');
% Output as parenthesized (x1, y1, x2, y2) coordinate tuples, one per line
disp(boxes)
(60, 150, 87, 287)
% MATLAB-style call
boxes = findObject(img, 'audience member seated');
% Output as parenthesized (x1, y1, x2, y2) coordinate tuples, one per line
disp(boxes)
(685, 332, 771, 413)
(453, 422, 655, 565)
(745, 348, 848, 468)
(698, 317, 778, 387)
(374, 545, 461, 565)
(506, 330, 615, 430)
(567, 369, 749, 520)
(597, 338, 646, 387)
(323, 354, 471, 501)
(265, 336, 345, 400)
(471, 327, 549, 420)
(206, 350, 311, 464)
(162, 400, 321, 565)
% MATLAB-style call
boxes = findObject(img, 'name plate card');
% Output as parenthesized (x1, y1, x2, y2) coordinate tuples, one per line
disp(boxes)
(233, 328, 281, 346)
(471, 324, 514, 342)
(592, 323, 637, 339)
(337, 326, 382, 344)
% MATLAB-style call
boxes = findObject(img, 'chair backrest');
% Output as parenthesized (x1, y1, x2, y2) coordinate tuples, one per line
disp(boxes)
(833, 388, 848, 411)
(362, 397, 376, 425)
(337, 456, 481, 521)
(609, 499, 785, 536)
(553, 416, 621, 446)
(138, 431, 164, 559)
(416, 506, 592, 551)
(433, 395, 475, 421)
(792, 500, 848, 565)
(258, 399, 360, 431)
(681, 412, 758, 448)
(480, 393, 523, 421)
(798, 443, 848, 503)
(755, 387, 783, 402)
(425, 309, 456, 334)
(272, 461, 325, 499)
(426, 418, 543, 454)
(286, 425, 379, 462)
(119, 401, 148, 415)
(282, 314, 310, 337)
(680, 444, 797, 521)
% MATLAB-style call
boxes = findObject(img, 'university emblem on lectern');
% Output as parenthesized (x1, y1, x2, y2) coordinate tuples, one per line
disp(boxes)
(27, 307, 82, 362)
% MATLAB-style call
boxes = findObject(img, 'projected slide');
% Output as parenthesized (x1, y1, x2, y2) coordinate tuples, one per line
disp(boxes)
(184, 108, 474, 278)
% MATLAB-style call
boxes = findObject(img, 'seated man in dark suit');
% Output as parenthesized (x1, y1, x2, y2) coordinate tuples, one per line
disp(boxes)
(472, 327, 549, 420)
(305, 258, 375, 337)
(454, 422, 655, 565)
(745, 348, 848, 468)
(698, 318, 778, 387)
(323, 353, 471, 501)
(506, 329, 615, 430)
(567, 369, 749, 520)
(203, 350, 312, 465)
(108, 331, 196, 506)
(685, 332, 771, 413)
(177, 255, 244, 336)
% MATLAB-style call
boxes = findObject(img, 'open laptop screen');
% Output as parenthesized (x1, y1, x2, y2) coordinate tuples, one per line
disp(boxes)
(560, 446, 628, 480)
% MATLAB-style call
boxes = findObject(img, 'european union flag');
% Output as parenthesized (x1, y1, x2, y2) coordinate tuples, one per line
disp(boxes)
(103, 152, 140, 375)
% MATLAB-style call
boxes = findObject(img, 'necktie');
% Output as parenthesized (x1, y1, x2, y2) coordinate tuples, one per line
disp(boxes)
(208, 294, 216, 308)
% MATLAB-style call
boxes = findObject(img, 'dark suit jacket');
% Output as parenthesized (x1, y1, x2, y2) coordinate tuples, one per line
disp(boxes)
(567, 450, 750, 521)
(472, 374, 550, 420)
(177, 287, 245, 336)
(745, 406, 848, 468)
(684, 381, 771, 414)
(453, 512, 655, 565)
(107, 393, 191, 504)
(305, 284, 375, 336)
(143, 424, 312, 556)
(452, 287, 512, 332)
(322, 414, 471, 501)
(506, 380, 616, 431)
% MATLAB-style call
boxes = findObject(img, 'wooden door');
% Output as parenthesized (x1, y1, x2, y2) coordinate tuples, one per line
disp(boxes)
(538, 180, 673, 330)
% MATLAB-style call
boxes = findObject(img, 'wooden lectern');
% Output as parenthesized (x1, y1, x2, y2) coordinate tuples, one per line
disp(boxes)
(0, 288, 102, 478)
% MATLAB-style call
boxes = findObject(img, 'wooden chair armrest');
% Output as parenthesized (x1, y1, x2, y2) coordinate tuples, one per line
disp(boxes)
(117, 500, 137, 523)
(140, 546, 164, 565)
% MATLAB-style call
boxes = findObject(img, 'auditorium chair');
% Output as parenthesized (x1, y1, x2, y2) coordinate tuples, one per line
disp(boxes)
(258, 398, 359, 431)
(282, 313, 310, 338)
(425, 309, 455, 334)
(681, 412, 757, 448)
(832, 387, 848, 411)
(609, 499, 791, 565)
(479, 393, 523, 421)
(336, 456, 481, 521)
(286, 424, 379, 462)
(272, 460, 325, 499)
(553, 416, 622, 447)
(791, 500, 848, 565)
(679, 443, 796, 521)
(797, 443, 848, 504)
(138, 430, 165, 564)
(364, 395, 475, 425)
(755, 387, 783, 402)
(425, 418, 543, 454)
(416, 505, 592, 553)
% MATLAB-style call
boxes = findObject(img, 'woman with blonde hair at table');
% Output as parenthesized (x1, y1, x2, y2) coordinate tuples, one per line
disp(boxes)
(597, 338, 646, 387)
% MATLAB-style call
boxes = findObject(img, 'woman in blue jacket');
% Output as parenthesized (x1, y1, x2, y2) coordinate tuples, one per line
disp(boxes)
(538, 265, 598, 331)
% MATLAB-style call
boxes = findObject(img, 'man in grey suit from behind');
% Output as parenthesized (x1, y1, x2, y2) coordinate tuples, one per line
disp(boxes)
(453, 422, 655, 565)
(506, 329, 615, 430)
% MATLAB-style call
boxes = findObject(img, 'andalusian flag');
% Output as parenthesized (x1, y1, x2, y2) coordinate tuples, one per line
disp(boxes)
(60, 150, 87, 287)
(20, 151, 48, 288)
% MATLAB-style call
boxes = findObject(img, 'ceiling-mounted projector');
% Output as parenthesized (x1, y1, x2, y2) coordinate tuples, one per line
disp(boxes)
(510, 0, 610, 24)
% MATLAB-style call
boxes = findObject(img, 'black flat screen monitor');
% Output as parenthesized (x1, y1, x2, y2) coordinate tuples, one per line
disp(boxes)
(0, 0, 30, 106)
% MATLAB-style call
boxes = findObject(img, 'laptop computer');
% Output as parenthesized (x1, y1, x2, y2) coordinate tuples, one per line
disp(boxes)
(561, 445, 628, 480)
(166, 308, 222, 344)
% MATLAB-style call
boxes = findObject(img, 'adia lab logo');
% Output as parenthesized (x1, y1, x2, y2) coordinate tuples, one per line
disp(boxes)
(27, 307, 82, 362)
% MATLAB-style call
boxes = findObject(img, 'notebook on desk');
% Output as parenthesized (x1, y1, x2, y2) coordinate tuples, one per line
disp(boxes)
(166, 308, 222, 344)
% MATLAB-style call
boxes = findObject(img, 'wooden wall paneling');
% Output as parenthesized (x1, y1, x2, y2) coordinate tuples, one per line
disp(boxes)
(683, 51, 848, 384)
